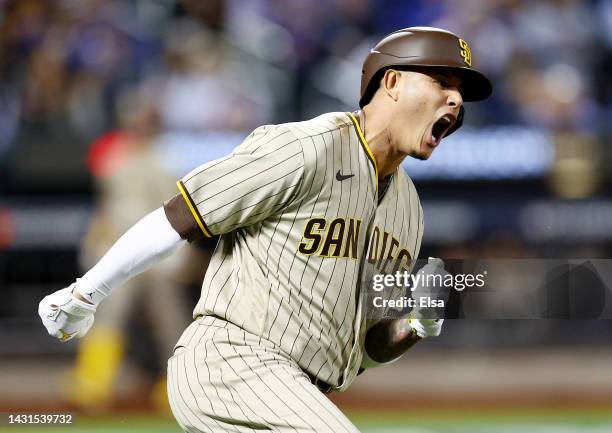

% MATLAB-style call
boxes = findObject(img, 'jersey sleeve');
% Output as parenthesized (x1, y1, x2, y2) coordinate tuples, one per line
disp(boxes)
(177, 125, 304, 237)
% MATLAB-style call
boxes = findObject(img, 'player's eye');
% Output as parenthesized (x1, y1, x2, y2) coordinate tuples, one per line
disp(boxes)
(434, 75, 450, 87)
(433, 75, 463, 94)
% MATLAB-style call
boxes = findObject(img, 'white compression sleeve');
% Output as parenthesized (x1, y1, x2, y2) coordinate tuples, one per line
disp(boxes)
(75, 207, 185, 304)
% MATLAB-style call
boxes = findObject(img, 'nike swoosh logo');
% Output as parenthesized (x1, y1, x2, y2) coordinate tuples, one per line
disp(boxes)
(336, 170, 354, 181)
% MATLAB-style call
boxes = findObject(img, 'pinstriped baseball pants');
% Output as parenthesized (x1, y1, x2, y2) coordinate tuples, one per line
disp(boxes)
(167, 316, 360, 433)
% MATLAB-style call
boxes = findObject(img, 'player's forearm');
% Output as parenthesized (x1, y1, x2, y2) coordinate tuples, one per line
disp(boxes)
(363, 319, 421, 364)
(75, 207, 185, 304)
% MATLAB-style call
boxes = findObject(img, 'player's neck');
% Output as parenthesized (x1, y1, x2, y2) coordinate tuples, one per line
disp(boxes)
(359, 108, 406, 179)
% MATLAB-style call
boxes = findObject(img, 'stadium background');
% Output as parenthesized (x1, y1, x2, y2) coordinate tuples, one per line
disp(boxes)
(1, 0, 612, 432)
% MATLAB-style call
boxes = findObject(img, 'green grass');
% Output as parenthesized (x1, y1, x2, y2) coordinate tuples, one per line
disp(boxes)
(2, 409, 612, 433)
(349, 407, 612, 426)
(349, 407, 612, 432)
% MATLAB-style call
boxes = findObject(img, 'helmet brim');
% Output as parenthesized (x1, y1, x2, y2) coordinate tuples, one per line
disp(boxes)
(396, 64, 493, 102)
(443, 66, 492, 102)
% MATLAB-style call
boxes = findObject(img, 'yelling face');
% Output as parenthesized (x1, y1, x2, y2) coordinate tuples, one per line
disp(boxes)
(389, 68, 463, 160)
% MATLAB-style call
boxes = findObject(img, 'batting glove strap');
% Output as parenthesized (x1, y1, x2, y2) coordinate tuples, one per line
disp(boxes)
(51, 285, 97, 316)
(74, 277, 106, 306)
(62, 294, 97, 316)
(407, 318, 444, 338)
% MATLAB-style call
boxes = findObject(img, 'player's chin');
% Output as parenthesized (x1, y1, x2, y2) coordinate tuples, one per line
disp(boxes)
(411, 144, 435, 160)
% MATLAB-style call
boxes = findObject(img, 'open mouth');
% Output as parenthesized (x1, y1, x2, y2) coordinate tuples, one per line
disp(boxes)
(430, 114, 455, 146)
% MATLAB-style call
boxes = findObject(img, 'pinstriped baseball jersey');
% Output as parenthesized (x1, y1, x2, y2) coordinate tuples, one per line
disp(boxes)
(177, 111, 423, 391)
(361, 169, 424, 331)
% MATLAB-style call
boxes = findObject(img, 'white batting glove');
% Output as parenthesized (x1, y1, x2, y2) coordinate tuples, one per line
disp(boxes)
(407, 318, 444, 338)
(406, 257, 448, 338)
(38, 283, 97, 342)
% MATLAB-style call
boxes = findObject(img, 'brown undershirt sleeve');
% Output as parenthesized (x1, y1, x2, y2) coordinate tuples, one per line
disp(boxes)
(163, 193, 205, 243)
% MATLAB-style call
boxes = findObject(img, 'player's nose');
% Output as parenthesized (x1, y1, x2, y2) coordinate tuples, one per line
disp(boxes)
(447, 87, 463, 109)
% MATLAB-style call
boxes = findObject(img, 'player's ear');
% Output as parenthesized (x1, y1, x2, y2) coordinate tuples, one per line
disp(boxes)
(382, 69, 400, 102)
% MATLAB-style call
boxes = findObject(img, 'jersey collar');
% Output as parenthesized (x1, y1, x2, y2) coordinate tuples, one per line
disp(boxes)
(347, 112, 378, 193)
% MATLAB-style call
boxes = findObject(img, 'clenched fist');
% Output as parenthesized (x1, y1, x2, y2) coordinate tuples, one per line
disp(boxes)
(38, 284, 96, 342)
(407, 257, 449, 338)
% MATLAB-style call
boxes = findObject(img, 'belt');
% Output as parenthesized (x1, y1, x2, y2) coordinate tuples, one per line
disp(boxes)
(306, 372, 333, 394)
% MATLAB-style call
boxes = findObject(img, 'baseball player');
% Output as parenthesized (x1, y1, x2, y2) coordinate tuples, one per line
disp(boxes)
(39, 27, 491, 432)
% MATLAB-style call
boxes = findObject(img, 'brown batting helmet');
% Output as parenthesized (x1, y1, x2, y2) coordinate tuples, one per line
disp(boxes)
(360, 27, 492, 136)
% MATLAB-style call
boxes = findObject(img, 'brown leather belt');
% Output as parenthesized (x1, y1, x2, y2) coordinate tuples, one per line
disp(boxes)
(306, 372, 333, 394)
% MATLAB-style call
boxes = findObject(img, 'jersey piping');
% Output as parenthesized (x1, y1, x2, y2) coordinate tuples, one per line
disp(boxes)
(177, 180, 213, 238)
(347, 112, 378, 188)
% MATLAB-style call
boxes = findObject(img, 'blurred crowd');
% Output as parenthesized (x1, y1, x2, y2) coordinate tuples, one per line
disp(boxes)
(1, 0, 612, 193)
